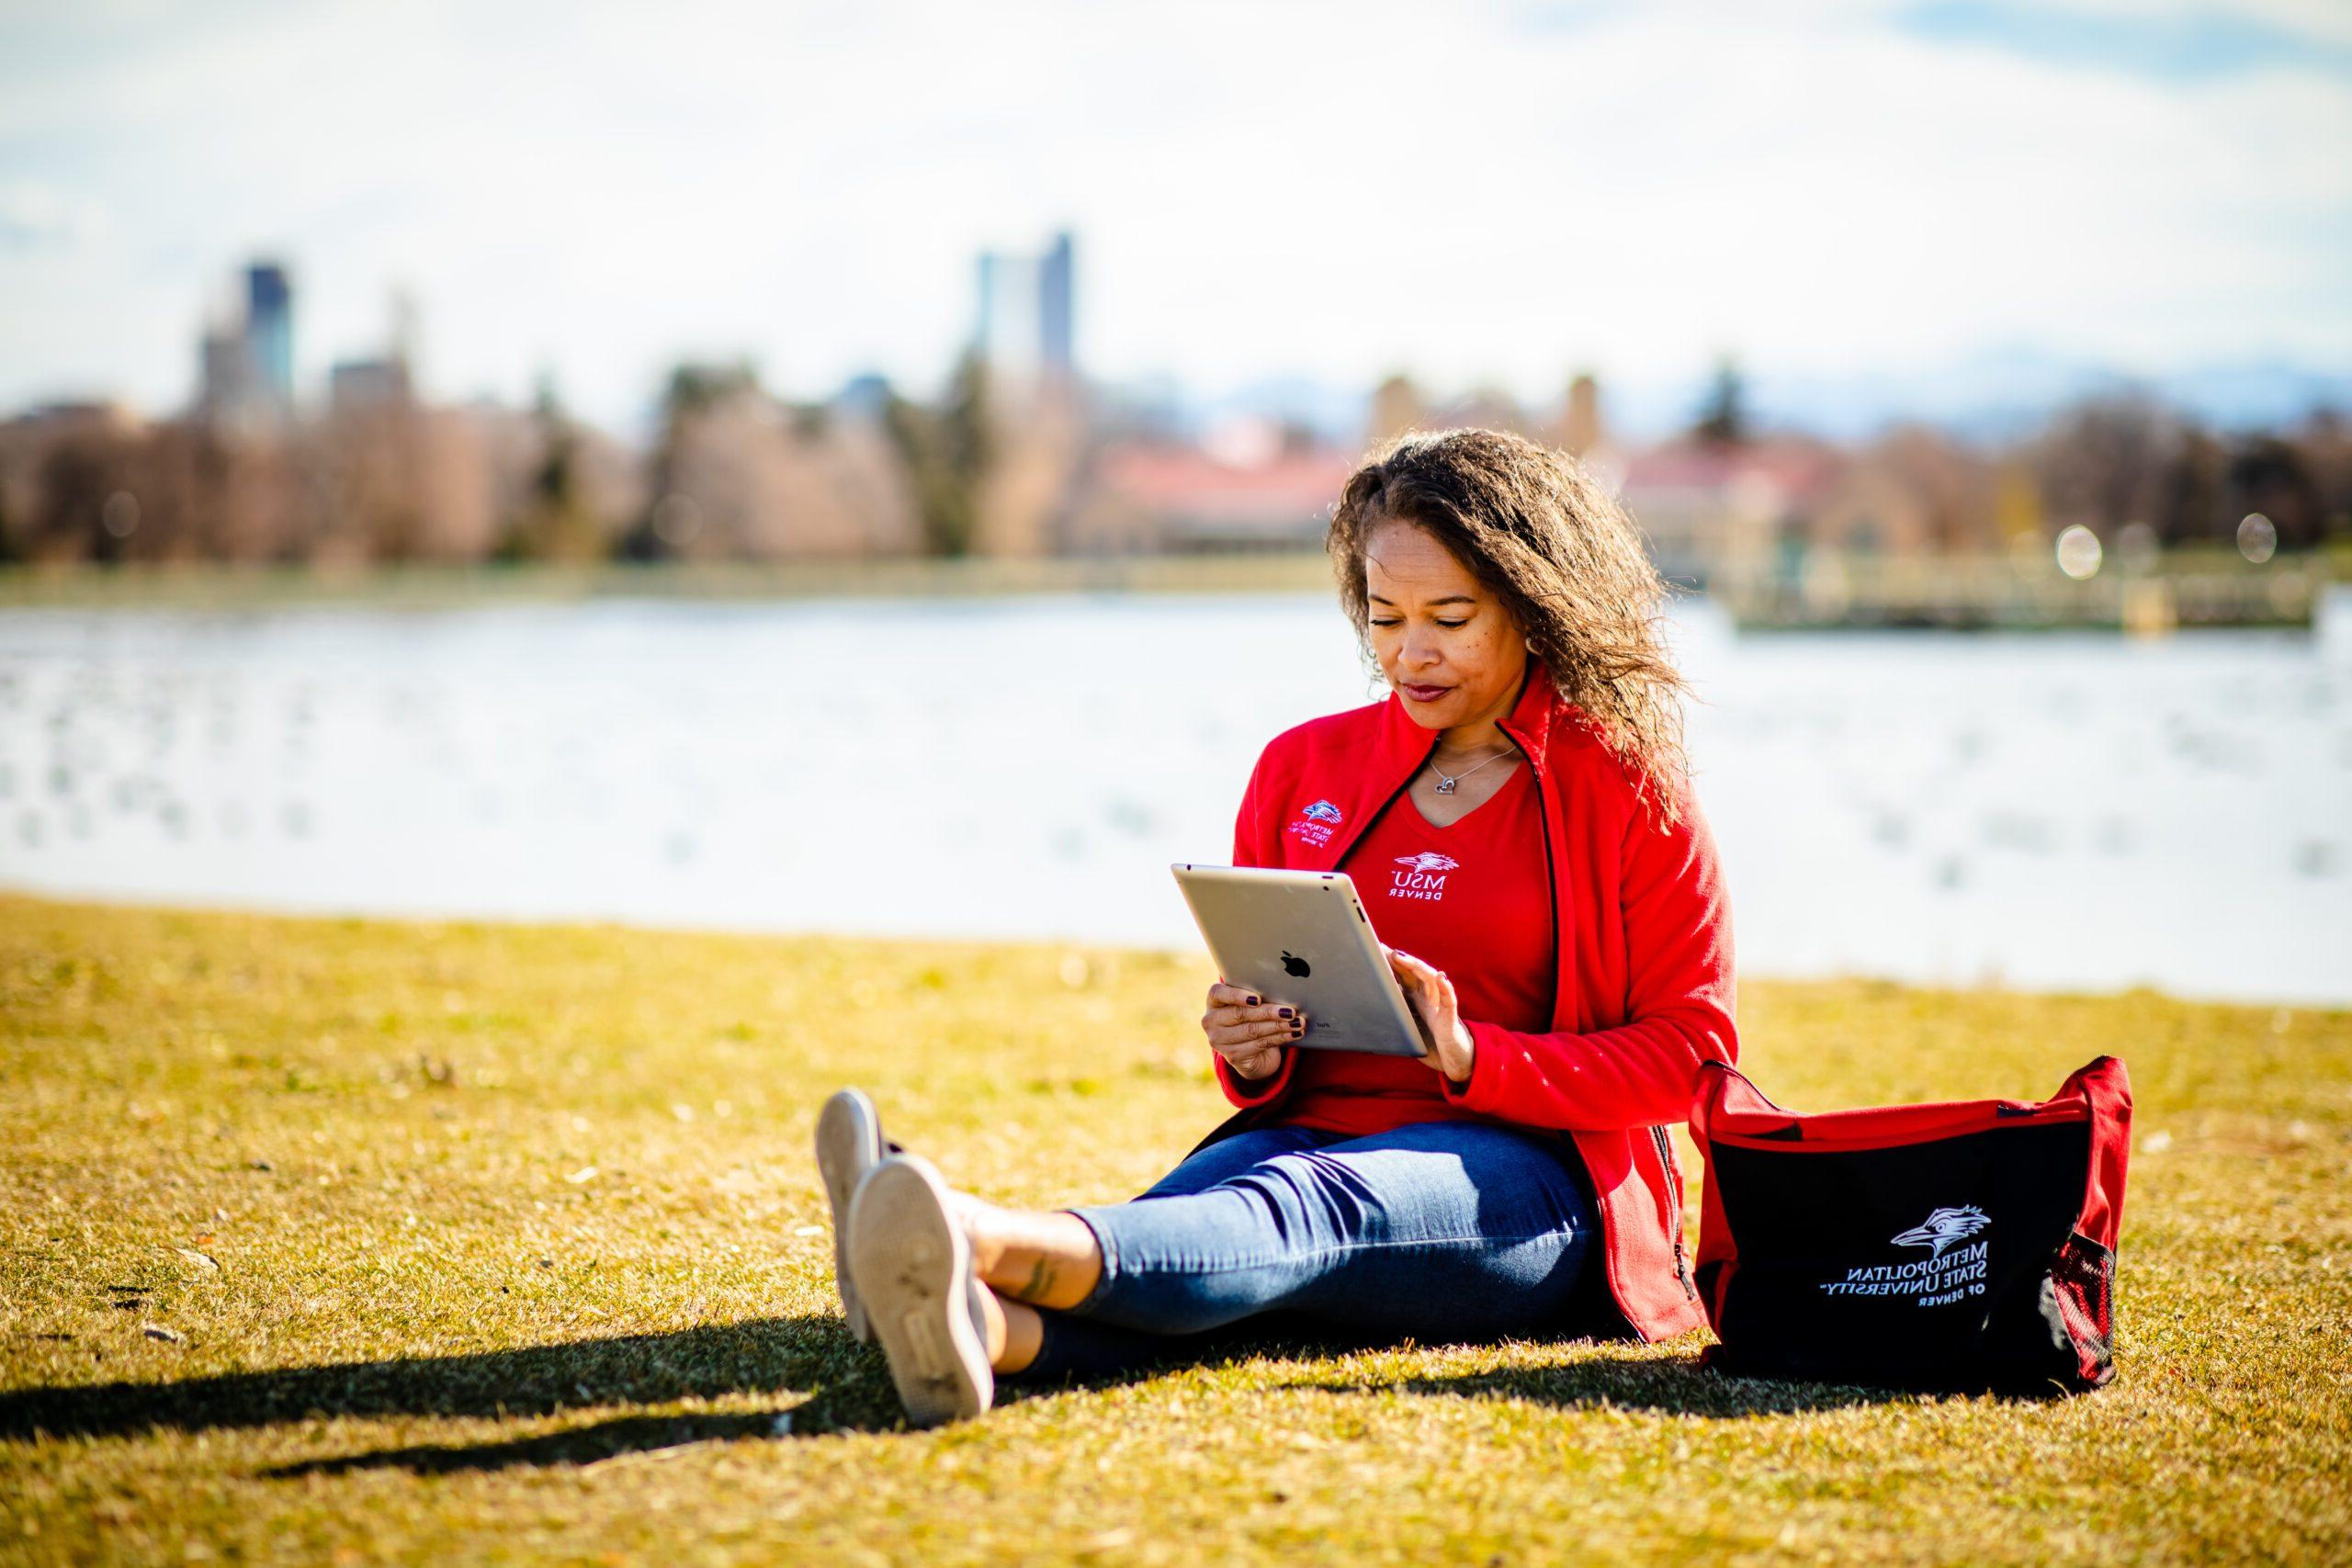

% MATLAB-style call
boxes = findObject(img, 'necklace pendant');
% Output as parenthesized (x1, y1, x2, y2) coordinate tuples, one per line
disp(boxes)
(1434, 776, 1458, 795)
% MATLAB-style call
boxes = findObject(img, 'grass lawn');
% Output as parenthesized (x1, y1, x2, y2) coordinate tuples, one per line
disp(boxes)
(2, 895, 2346, 1564)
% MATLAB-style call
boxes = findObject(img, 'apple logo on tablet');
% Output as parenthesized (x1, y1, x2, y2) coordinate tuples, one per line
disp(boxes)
(1281, 951, 1310, 977)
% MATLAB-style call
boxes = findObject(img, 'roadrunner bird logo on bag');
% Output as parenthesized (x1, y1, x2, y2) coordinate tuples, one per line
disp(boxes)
(1891, 1205, 1991, 1260)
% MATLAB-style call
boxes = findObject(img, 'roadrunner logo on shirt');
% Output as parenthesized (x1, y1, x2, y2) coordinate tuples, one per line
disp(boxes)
(1817, 1205, 1993, 1307)
(1390, 852, 1459, 901)
(1287, 800, 1343, 848)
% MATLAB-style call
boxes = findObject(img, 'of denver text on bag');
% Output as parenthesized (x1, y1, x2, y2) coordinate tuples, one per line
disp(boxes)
(1688, 1055, 2131, 1393)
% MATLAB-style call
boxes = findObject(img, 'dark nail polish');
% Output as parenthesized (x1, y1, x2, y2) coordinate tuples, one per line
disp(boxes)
(1277, 1007, 1295, 1019)
(1246, 995, 1261, 1006)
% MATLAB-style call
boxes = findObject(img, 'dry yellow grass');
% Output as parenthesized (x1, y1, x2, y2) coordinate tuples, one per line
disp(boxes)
(2, 894, 2347, 1564)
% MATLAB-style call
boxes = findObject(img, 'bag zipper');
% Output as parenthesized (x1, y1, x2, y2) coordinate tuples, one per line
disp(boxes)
(1702, 1108, 2090, 1155)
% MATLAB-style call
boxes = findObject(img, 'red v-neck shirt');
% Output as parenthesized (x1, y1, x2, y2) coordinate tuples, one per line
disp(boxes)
(1279, 762, 1558, 1138)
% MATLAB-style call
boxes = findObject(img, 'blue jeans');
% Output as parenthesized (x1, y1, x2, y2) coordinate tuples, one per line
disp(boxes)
(1007, 1119, 1597, 1382)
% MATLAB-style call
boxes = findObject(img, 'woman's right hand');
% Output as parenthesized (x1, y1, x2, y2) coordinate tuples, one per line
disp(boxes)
(1201, 980, 1305, 1081)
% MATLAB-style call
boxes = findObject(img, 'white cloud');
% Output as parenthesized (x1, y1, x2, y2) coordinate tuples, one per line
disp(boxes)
(1986, 0, 2352, 50)
(0, 0, 2345, 429)
(0, 183, 112, 251)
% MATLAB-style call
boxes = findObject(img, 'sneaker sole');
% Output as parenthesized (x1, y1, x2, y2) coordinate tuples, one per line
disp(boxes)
(849, 1155, 994, 1427)
(815, 1089, 883, 1344)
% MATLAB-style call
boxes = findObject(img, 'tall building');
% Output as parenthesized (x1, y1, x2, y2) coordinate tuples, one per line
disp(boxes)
(244, 262, 294, 413)
(197, 326, 261, 426)
(196, 258, 297, 431)
(975, 230, 1076, 387)
(1038, 231, 1073, 380)
(976, 252, 1037, 378)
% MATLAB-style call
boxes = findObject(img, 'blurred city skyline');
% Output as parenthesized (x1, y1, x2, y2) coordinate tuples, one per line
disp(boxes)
(4, 0, 2349, 440)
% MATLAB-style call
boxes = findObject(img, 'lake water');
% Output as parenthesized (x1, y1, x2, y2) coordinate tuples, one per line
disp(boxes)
(2, 591, 2346, 1006)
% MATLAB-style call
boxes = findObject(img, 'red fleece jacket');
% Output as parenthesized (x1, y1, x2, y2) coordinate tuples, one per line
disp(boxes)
(1193, 663, 1736, 1342)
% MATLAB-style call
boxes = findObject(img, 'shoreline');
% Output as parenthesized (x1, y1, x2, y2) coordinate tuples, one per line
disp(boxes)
(0, 554, 1340, 610)
(4, 889, 2343, 1015)
(1, 556, 2344, 638)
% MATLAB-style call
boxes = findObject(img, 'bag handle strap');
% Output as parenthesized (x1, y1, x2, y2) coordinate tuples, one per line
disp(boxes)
(1689, 1057, 1792, 1145)
(2059, 1055, 2133, 1247)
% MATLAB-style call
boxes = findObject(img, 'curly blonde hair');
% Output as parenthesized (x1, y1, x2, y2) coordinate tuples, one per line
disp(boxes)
(1328, 427, 1692, 823)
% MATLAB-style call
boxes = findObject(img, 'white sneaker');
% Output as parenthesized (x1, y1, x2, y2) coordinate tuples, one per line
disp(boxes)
(815, 1088, 888, 1343)
(848, 1153, 996, 1427)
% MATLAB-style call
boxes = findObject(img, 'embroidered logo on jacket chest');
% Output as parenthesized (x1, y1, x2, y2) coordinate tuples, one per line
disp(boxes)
(1286, 799, 1342, 848)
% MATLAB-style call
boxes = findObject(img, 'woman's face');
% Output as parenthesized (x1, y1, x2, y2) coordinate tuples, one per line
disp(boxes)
(1363, 519, 1529, 734)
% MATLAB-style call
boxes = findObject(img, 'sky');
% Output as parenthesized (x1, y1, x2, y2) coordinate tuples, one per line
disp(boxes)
(1, 0, 2347, 437)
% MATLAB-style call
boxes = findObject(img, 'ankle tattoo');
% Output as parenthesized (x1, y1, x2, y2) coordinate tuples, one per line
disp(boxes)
(1013, 1258, 1057, 1303)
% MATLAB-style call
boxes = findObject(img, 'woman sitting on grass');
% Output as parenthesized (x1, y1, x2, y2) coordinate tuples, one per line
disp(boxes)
(819, 426, 1737, 1426)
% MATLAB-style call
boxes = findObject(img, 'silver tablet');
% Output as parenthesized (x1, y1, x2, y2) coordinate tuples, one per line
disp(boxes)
(1171, 864, 1433, 1057)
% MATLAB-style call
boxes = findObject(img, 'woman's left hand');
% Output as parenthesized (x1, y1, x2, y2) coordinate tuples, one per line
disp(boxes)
(1385, 946, 1476, 1085)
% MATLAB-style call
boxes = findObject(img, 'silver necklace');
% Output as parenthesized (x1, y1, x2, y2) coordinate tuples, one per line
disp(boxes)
(1427, 740, 1516, 795)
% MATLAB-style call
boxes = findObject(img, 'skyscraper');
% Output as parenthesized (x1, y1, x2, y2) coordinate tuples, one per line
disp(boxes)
(976, 251, 1036, 378)
(194, 258, 297, 431)
(975, 231, 1076, 388)
(1037, 231, 1073, 381)
(197, 326, 260, 426)
(243, 262, 293, 414)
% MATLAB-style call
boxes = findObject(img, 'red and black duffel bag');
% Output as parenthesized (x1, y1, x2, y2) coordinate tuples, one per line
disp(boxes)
(1688, 1055, 2131, 1393)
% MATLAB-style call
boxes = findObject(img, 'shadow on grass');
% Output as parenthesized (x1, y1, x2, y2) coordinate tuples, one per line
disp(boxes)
(0, 1314, 911, 1453)
(0, 1314, 1980, 1475)
(1282, 1347, 2064, 1416)
(266, 1411, 792, 1475)
(0, 1310, 1412, 1474)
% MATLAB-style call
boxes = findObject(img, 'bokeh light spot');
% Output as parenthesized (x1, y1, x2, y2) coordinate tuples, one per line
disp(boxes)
(2237, 513, 2277, 564)
(2055, 524, 2102, 581)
